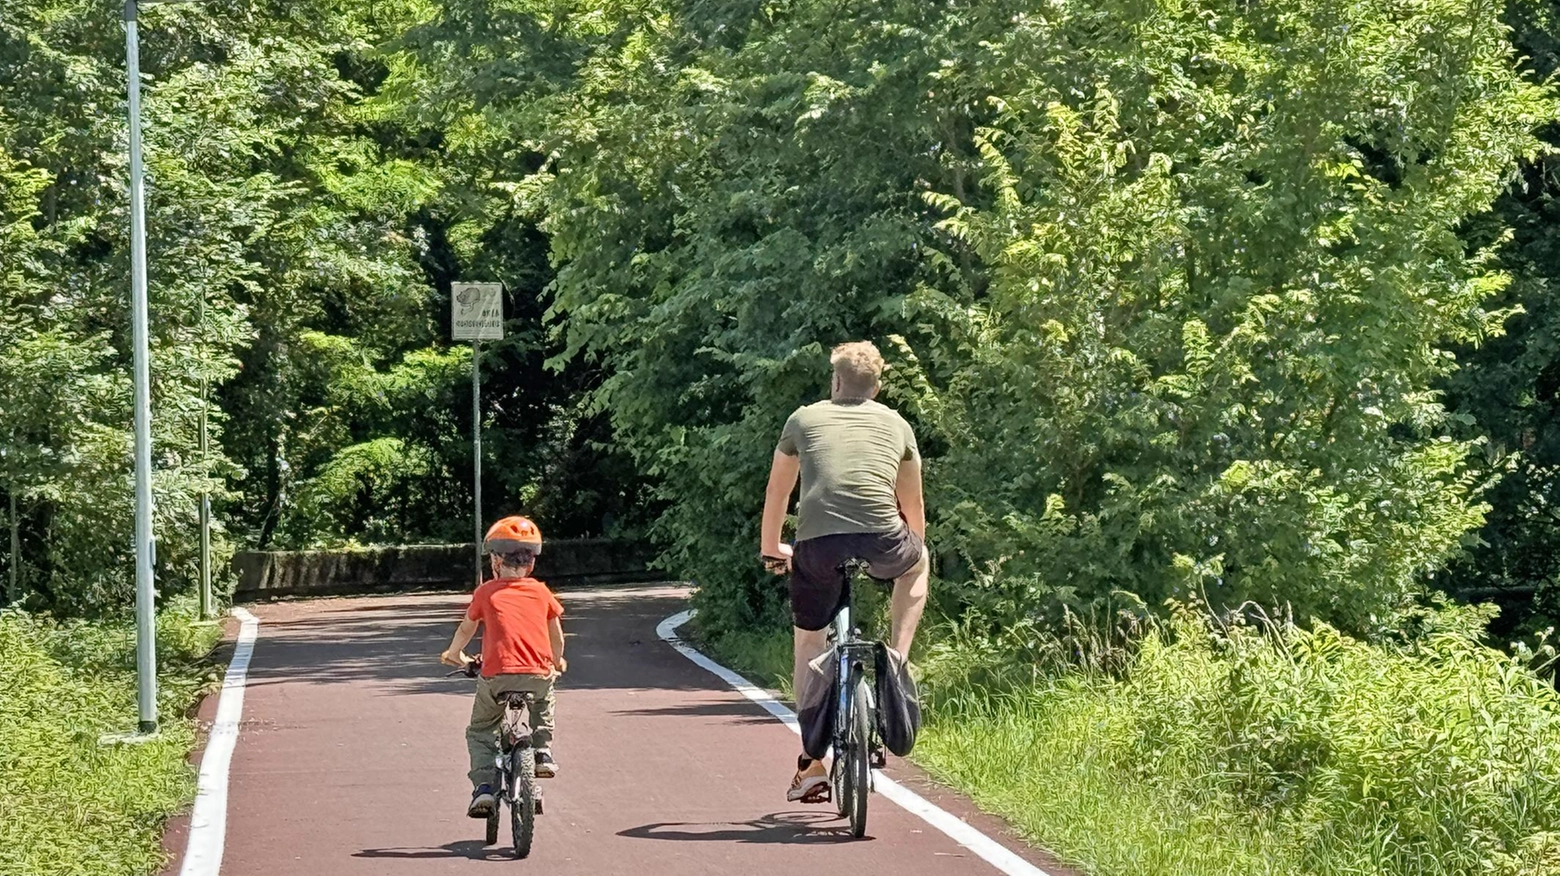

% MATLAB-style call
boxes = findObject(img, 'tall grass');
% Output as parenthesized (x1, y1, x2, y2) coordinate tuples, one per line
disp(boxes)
(700, 599, 1560, 875)
(0, 600, 221, 876)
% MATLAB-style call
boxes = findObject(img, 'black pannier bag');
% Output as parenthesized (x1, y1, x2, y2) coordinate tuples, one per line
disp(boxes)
(873, 641, 921, 756)
(796, 647, 838, 760)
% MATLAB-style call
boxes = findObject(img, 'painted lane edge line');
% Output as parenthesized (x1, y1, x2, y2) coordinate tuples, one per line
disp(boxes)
(656, 608, 1053, 876)
(178, 606, 259, 876)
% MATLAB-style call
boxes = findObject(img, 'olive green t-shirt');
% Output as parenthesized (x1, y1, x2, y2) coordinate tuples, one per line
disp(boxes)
(777, 398, 920, 542)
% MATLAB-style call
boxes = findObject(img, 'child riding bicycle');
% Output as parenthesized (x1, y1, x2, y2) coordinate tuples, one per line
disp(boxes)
(440, 516, 567, 819)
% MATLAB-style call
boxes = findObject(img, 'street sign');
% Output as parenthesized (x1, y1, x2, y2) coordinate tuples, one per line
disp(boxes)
(452, 282, 504, 341)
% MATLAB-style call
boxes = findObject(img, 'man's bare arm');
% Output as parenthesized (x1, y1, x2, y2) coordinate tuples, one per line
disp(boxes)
(761, 450, 801, 557)
(895, 456, 926, 539)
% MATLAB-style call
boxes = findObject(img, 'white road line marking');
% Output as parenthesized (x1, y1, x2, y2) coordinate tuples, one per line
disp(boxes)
(656, 609, 1055, 876)
(178, 607, 259, 876)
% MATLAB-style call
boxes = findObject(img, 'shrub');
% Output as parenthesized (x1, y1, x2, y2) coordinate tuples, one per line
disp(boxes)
(918, 599, 1560, 876)
(0, 602, 219, 876)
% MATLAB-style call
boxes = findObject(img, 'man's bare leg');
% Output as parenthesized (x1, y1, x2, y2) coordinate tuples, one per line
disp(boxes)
(889, 547, 930, 659)
(789, 624, 832, 800)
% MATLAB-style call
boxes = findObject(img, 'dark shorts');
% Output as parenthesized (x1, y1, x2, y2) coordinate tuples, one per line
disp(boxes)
(790, 529, 926, 631)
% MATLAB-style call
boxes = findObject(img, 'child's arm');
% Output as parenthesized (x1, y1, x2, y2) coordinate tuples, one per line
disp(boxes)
(548, 615, 567, 674)
(440, 618, 479, 666)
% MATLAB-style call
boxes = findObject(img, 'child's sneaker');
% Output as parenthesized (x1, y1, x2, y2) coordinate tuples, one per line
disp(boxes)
(467, 784, 496, 818)
(535, 750, 559, 778)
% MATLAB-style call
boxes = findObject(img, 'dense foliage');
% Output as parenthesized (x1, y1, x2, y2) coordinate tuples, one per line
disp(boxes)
(0, 600, 219, 876)
(1441, 2, 1560, 636)
(394, 0, 1554, 635)
(3, 0, 1560, 641)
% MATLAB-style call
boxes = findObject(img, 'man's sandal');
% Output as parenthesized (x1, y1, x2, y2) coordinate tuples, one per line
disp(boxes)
(787, 757, 831, 803)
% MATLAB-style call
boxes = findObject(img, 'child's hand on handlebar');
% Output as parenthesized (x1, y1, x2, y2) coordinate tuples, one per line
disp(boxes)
(439, 649, 471, 668)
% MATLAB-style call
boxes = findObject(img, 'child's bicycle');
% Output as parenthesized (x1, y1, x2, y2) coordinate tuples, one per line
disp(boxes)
(447, 656, 545, 858)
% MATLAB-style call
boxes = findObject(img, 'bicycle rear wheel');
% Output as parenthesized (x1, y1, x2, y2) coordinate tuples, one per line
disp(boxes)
(511, 749, 536, 858)
(847, 673, 871, 838)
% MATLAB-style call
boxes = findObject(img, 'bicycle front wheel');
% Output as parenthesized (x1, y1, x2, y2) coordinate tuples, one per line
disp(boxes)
(511, 749, 536, 858)
(848, 673, 871, 838)
(831, 670, 852, 818)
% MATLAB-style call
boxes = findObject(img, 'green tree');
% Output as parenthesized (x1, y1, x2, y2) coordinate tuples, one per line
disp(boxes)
(902, 0, 1553, 634)
(1, 0, 247, 612)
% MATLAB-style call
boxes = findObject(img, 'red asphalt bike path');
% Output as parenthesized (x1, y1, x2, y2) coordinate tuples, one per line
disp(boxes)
(160, 586, 1077, 876)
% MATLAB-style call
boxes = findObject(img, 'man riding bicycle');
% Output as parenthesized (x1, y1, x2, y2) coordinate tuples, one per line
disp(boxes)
(760, 341, 930, 803)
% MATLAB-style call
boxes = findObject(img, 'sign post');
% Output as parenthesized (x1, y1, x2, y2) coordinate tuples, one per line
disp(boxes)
(451, 283, 504, 588)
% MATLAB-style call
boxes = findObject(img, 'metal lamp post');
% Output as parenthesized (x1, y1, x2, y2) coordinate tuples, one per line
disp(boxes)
(118, 0, 213, 740)
(124, 0, 159, 736)
(198, 264, 212, 621)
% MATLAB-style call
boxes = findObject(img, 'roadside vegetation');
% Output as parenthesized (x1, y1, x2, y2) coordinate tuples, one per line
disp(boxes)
(701, 594, 1560, 876)
(0, 600, 220, 876)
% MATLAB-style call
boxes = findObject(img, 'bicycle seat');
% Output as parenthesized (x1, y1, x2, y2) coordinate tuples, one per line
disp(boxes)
(497, 691, 536, 707)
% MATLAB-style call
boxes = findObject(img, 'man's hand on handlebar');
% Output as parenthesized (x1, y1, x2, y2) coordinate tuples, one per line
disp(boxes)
(761, 542, 794, 575)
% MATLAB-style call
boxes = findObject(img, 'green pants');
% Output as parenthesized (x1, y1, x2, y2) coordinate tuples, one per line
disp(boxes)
(467, 673, 556, 790)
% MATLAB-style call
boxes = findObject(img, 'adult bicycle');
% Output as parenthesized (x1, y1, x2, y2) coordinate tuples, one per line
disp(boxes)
(765, 553, 886, 838)
(447, 657, 545, 858)
(828, 558, 884, 838)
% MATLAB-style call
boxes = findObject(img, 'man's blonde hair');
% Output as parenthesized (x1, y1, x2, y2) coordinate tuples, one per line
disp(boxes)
(831, 341, 885, 397)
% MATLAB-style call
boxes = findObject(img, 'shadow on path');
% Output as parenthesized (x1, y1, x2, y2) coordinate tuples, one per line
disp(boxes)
(353, 840, 515, 862)
(617, 812, 870, 845)
(244, 588, 710, 696)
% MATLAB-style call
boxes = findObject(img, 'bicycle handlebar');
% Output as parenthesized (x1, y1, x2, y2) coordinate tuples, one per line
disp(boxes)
(444, 654, 569, 677)
(445, 655, 483, 678)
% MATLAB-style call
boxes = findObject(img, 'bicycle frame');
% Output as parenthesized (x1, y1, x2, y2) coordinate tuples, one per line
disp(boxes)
(448, 663, 542, 800)
(827, 560, 880, 837)
(834, 561, 881, 688)
(831, 584, 872, 740)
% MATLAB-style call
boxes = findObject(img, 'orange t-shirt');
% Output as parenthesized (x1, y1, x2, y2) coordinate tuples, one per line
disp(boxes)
(466, 577, 564, 678)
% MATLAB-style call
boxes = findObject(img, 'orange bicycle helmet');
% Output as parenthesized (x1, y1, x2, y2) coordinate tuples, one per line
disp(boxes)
(484, 516, 542, 556)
